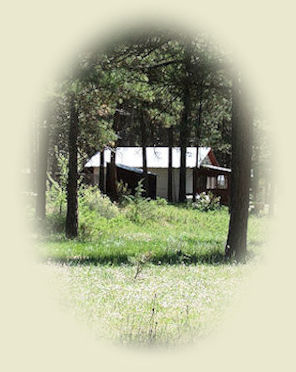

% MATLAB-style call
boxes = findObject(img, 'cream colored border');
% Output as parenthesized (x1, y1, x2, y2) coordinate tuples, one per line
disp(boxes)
(1, 1, 294, 371)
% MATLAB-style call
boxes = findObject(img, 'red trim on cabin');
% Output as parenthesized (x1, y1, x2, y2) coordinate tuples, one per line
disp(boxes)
(208, 149, 219, 166)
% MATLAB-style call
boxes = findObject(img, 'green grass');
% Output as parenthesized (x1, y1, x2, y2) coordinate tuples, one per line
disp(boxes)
(39, 206, 266, 265)
(39, 203, 268, 347)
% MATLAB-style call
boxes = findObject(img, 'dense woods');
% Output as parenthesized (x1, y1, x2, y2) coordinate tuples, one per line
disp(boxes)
(32, 29, 271, 262)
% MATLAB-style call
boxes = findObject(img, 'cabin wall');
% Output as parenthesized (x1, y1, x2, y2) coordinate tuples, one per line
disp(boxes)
(91, 166, 194, 202)
(93, 167, 100, 184)
(147, 168, 167, 200)
(147, 168, 193, 202)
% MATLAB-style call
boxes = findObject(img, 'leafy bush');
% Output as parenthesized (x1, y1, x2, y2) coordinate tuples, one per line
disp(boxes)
(76, 186, 119, 240)
(43, 213, 66, 234)
(79, 185, 119, 219)
(45, 183, 119, 240)
(123, 180, 158, 224)
(46, 150, 68, 215)
(116, 179, 131, 206)
(78, 209, 109, 241)
(154, 197, 168, 207)
(124, 180, 149, 223)
(190, 192, 221, 212)
(46, 183, 66, 216)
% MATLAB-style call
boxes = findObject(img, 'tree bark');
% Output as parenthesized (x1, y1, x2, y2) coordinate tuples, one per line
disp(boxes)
(178, 45, 192, 203)
(35, 124, 49, 219)
(140, 111, 149, 197)
(179, 141, 187, 202)
(109, 149, 117, 201)
(108, 108, 121, 201)
(168, 126, 173, 202)
(193, 84, 203, 202)
(192, 167, 198, 202)
(225, 72, 253, 262)
(99, 149, 105, 193)
(65, 95, 79, 239)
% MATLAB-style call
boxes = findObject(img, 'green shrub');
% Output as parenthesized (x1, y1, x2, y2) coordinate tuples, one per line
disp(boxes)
(46, 149, 68, 215)
(79, 185, 119, 219)
(123, 180, 168, 224)
(78, 209, 109, 241)
(46, 183, 66, 216)
(76, 186, 119, 240)
(190, 192, 221, 212)
(117, 180, 132, 207)
(43, 213, 66, 234)
(45, 184, 119, 240)
(154, 197, 168, 207)
(123, 180, 152, 223)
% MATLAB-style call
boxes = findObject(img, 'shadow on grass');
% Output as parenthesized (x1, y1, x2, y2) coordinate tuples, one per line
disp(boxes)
(45, 250, 231, 266)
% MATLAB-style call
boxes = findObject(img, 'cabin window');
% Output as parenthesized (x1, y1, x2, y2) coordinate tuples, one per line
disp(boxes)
(217, 175, 227, 189)
(206, 176, 216, 189)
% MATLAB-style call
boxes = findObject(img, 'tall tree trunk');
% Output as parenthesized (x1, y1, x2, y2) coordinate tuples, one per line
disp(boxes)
(168, 126, 173, 202)
(99, 149, 105, 193)
(109, 149, 117, 201)
(108, 108, 121, 201)
(66, 95, 79, 239)
(140, 111, 149, 197)
(225, 72, 253, 262)
(179, 45, 192, 203)
(193, 84, 203, 202)
(179, 141, 187, 202)
(192, 166, 198, 202)
(35, 124, 49, 219)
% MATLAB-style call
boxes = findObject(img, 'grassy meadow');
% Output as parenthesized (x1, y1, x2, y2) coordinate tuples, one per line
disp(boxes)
(37, 188, 267, 347)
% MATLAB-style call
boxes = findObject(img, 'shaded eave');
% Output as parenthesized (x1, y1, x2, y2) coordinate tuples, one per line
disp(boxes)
(200, 164, 231, 174)
(116, 163, 157, 176)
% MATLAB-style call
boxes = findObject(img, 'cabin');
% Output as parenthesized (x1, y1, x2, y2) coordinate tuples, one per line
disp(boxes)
(84, 147, 231, 204)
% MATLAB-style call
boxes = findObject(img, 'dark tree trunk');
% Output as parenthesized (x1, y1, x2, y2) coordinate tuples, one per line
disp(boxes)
(35, 125, 49, 219)
(168, 126, 173, 202)
(225, 72, 253, 262)
(193, 84, 203, 202)
(140, 111, 149, 197)
(66, 95, 79, 239)
(192, 167, 198, 202)
(179, 143, 187, 202)
(109, 149, 117, 201)
(179, 43, 192, 203)
(99, 149, 105, 193)
(108, 108, 121, 201)
(179, 93, 191, 203)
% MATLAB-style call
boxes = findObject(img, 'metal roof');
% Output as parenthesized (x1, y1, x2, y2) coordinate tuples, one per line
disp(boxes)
(85, 147, 212, 169)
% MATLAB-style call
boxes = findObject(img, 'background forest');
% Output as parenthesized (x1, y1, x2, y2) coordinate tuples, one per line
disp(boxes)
(26, 28, 271, 346)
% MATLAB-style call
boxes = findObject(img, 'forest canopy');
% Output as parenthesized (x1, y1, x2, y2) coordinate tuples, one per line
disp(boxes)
(30, 27, 271, 261)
